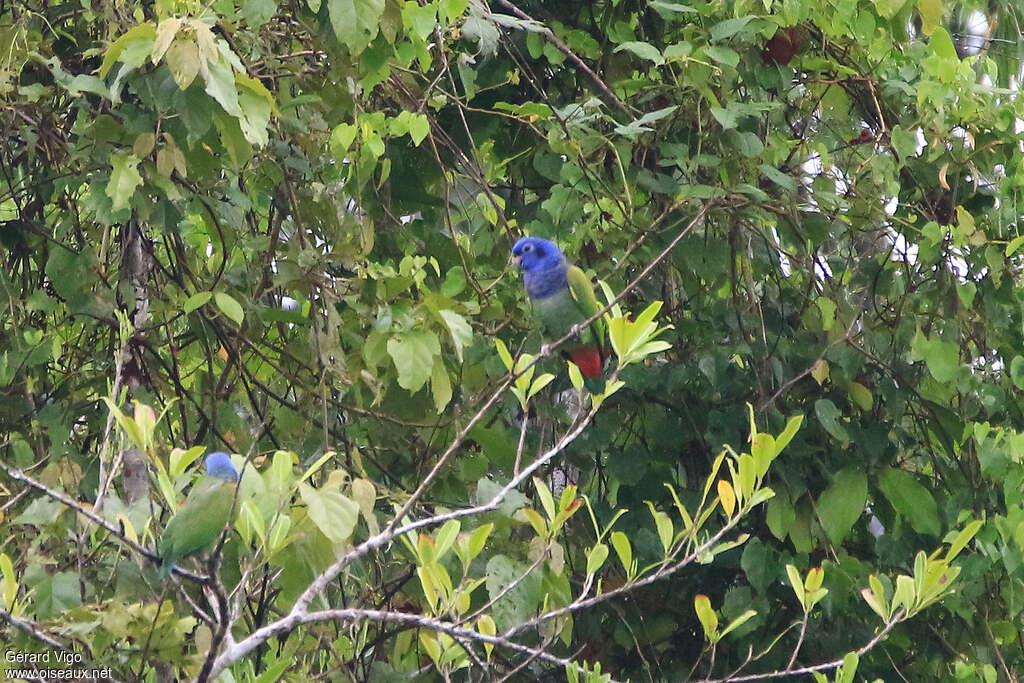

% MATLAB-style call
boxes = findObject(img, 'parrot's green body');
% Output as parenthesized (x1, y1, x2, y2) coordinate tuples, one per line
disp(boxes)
(158, 452, 238, 578)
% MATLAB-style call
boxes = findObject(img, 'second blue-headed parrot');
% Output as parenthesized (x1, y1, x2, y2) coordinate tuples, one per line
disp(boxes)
(158, 452, 239, 578)
(512, 237, 607, 392)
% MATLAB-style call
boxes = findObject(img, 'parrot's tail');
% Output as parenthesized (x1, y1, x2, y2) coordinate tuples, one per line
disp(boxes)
(569, 347, 606, 394)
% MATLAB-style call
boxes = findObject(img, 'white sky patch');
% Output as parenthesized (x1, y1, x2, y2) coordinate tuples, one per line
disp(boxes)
(771, 226, 792, 277)
(884, 196, 898, 216)
(814, 252, 833, 279)
(958, 11, 989, 56)
(948, 248, 969, 280)
(914, 128, 926, 155)
(887, 230, 918, 265)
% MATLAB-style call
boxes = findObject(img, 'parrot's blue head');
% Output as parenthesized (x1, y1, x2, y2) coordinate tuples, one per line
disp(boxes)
(205, 452, 239, 482)
(512, 237, 567, 299)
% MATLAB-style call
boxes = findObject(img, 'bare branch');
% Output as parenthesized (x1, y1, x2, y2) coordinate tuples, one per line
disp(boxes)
(0, 606, 68, 650)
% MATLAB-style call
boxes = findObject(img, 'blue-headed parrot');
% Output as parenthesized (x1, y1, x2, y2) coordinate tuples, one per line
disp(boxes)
(512, 237, 607, 393)
(158, 452, 239, 578)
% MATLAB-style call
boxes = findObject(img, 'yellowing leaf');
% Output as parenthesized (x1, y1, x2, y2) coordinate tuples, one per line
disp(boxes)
(693, 594, 718, 638)
(151, 18, 182, 64)
(811, 359, 829, 385)
(918, 0, 942, 36)
(848, 381, 873, 411)
(718, 479, 736, 517)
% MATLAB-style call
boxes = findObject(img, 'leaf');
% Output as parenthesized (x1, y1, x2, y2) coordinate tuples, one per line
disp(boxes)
(106, 153, 143, 212)
(328, 0, 385, 55)
(693, 594, 718, 638)
(14, 497, 64, 527)
(243, 0, 278, 28)
(184, 291, 212, 314)
(876, 0, 908, 18)
(890, 125, 920, 160)
(330, 123, 358, 160)
(650, 0, 698, 12)
(710, 16, 755, 42)
(610, 531, 632, 574)
(387, 330, 441, 393)
(99, 24, 157, 78)
(169, 446, 205, 478)
(494, 338, 514, 371)
(814, 398, 850, 444)
(848, 382, 873, 411)
(586, 543, 608, 575)
(704, 46, 739, 67)
(431, 359, 452, 412)
(945, 519, 983, 561)
(766, 492, 795, 540)
(718, 479, 736, 517)
(613, 41, 664, 65)
(922, 337, 959, 383)
(924, 28, 959, 82)
(477, 614, 496, 660)
(151, 18, 182, 65)
(614, 105, 678, 138)
(204, 56, 242, 117)
(878, 468, 941, 536)
(407, 113, 430, 145)
(439, 310, 473, 361)
(236, 74, 274, 146)
(23, 568, 79, 620)
(1010, 356, 1024, 390)
(214, 292, 245, 326)
(402, 1, 437, 40)
(441, 266, 466, 297)
(299, 481, 360, 544)
(811, 359, 829, 384)
(133, 132, 156, 159)
(485, 555, 542, 631)
(1006, 235, 1024, 257)
(817, 468, 867, 546)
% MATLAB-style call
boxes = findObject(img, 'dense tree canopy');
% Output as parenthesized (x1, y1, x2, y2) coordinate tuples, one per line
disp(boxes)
(1, 0, 1024, 680)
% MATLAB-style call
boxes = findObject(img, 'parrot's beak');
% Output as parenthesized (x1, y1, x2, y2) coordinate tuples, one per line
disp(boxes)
(512, 255, 521, 270)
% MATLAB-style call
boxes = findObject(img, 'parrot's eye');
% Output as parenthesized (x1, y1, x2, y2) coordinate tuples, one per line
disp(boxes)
(523, 244, 532, 252)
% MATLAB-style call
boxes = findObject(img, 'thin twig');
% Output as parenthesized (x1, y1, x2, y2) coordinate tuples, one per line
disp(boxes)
(692, 612, 904, 682)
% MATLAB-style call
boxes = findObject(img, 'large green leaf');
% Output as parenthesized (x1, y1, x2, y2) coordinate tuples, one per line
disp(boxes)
(817, 468, 867, 546)
(106, 153, 143, 212)
(878, 468, 941, 537)
(815, 399, 850, 445)
(299, 482, 359, 544)
(387, 330, 440, 393)
(328, 0, 385, 54)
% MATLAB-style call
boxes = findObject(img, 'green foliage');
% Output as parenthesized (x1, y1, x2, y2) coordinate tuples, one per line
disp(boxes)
(3, 0, 1024, 679)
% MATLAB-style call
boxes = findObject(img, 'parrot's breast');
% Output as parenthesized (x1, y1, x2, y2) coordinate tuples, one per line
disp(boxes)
(533, 288, 587, 340)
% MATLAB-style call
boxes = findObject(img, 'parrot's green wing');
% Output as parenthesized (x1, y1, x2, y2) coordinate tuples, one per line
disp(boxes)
(565, 265, 606, 347)
(158, 476, 236, 578)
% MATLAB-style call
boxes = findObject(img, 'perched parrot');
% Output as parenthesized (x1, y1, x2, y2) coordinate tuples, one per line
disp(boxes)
(158, 452, 239, 578)
(512, 236, 607, 392)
